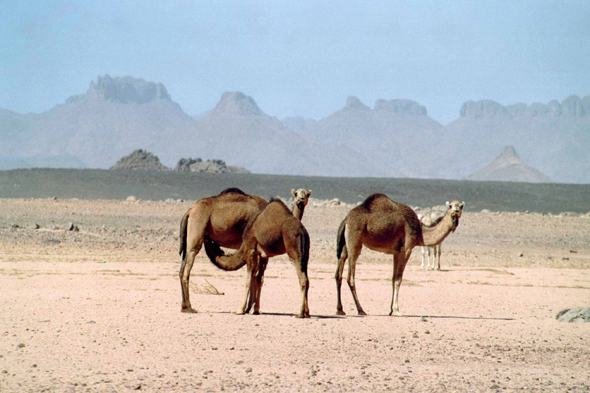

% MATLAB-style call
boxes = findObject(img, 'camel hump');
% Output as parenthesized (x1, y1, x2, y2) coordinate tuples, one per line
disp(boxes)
(360, 193, 391, 211)
(219, 187, 247, 196)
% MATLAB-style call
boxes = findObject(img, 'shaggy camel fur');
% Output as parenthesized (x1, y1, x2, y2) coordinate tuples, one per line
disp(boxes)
(335, 194, 464, 316)
(419, 211, 445, 270)
(206, 199, 311, 318)
(178, 188, 267, 313)
(291, 188, 312, 220)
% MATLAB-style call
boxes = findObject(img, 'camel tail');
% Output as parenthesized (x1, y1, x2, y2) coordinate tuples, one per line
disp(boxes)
(179, 211, 189, 259)
(204, 241, 247, 271)
(336, 219, 346, 260)
(300, 228, 310, 271)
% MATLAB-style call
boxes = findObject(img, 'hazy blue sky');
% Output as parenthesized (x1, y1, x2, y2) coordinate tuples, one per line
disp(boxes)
(1, 0, 589, 124)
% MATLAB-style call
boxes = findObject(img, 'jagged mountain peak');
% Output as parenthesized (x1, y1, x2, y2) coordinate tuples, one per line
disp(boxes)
(210, 91, 263, 116)
(344, 96, 370, 111)
(74, 75, 172, 105)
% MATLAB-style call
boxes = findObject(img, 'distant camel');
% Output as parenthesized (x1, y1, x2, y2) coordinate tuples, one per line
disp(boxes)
(178, 188, 267, 313)
(418, 211, 445, 270)
(291, 188, 312, 220)
(206, 199, 311, 318)
(335, 194, 464, 316)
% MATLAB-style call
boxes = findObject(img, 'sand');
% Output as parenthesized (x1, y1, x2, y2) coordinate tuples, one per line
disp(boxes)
(1, 198, 589, 392)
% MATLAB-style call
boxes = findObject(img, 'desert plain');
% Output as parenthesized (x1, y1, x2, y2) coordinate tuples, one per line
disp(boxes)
(1, 196, 589, 392)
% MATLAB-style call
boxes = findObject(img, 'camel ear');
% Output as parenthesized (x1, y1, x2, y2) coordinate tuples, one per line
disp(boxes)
(307, 190, 312, 197)
(291, 189, 296, 196)
(461, 201, 465, 208)
(446, 201, 451, 209)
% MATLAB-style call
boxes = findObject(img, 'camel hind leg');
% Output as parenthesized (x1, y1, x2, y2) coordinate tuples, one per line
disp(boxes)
(335, 245, 348, 315)
(238, 250, 258, 315)
(286, 231, 310, 318)
(180, 241, 203, 313)
(250, 256, 268, 315)
(344, 229, 366, 316)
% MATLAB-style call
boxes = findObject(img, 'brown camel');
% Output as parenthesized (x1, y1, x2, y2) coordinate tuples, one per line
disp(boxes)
(206, 199, 311, 318)
(335, 194, 464, 316)
(291, 188, 312, 220)
(178, 188, 267, 313)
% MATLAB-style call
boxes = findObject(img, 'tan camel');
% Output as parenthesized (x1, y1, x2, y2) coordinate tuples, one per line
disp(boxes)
(418, 211, 445, 270)
(335, 194, 464, 316)
(206, 199, 311, 318)
(178, 188, 267, 313)
(198, 188, 311, 313)
(291, 188, 312, 220)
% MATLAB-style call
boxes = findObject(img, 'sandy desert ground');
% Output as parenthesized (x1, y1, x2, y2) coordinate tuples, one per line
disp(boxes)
(1, 197, 589, 392)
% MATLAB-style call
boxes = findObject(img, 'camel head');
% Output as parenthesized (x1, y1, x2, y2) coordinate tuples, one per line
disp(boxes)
(445, 200, 465, 231)
(292, 189, 312, 208)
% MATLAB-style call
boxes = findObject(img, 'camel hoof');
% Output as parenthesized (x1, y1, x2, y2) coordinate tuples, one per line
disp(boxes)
(336, 310, 346, 316)
(181, 307, 198, 314)
(252, 310, 260, 315)
(389, 310, 403, 317)
(235, 310, 246, 315)
(296, 313, 310, 319)
(358, 310, 367, 316)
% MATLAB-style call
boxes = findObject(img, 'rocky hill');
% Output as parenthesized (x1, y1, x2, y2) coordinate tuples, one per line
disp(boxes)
(465, 146, 552, 183)
(110, 149, 170, 171)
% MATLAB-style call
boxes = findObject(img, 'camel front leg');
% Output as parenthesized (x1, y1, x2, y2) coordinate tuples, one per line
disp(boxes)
(335, 246, 347, 315)
(389, 251, 410, 316)
(435, 244, 441, 270)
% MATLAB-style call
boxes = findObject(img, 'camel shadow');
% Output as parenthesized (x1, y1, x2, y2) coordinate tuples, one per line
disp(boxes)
(209, 311, 513, 321)
(371, 314, 516, 321)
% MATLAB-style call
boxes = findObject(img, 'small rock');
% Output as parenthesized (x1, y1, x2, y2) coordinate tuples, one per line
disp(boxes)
(556, 308, 590, 323)
(126, 196, 137, 202)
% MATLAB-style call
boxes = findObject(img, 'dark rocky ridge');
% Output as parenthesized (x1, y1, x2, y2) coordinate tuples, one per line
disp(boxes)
(175, 158, 249, 174)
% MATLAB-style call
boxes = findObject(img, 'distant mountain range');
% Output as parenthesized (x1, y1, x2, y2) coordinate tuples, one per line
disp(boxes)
(1, 75, 588, 183)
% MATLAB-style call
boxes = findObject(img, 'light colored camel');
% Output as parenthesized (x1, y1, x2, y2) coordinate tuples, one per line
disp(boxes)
(418, 210, 445, 270)
(335, 194, 464, 316)
(206, 199, 311, 318)
(291, 188, 312, 220)
(178, 188, 267, 313)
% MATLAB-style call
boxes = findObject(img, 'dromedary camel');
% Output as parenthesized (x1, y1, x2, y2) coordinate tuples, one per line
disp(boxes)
(291, 188, 312, 220)
(419, 211, 445, 270)
(178, 188, 267, 313)
(206, 199, 311, 318)
(335, 194, 464, 316)
(179, 188, 312, 313)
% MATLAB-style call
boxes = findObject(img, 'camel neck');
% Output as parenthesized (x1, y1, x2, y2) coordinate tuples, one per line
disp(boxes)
(421, 212, 458, 247)
(293, 203, 305, 220)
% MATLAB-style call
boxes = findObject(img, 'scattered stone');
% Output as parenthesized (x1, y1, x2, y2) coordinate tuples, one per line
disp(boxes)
(126, 196, 137, 202)
(556, 308, 590, 323)
(68, 223, 79, 232)
(518, 252, 524, 257)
